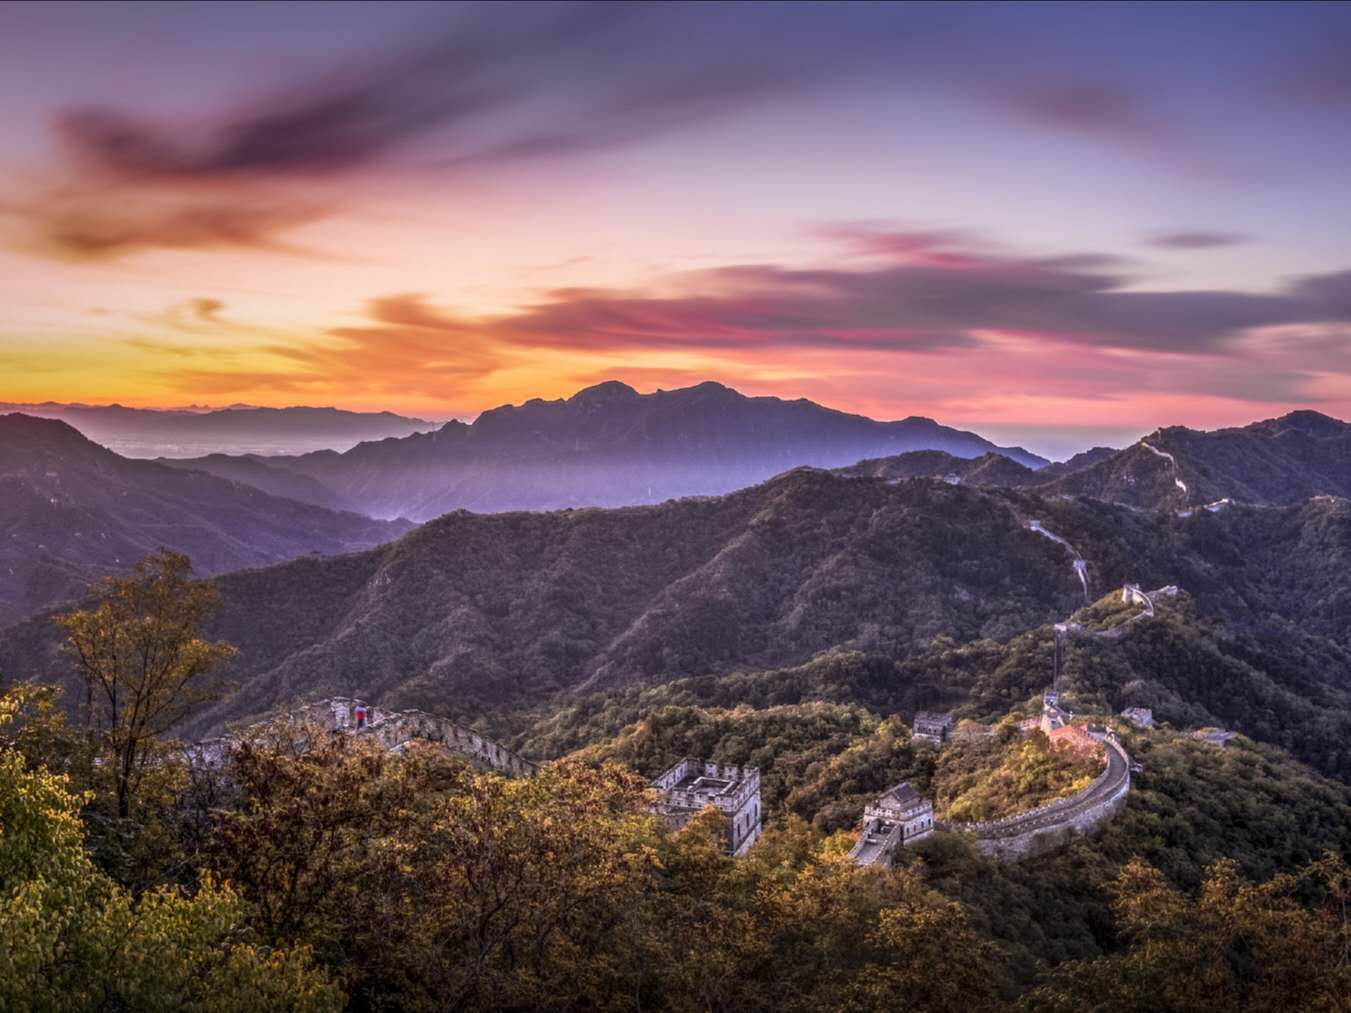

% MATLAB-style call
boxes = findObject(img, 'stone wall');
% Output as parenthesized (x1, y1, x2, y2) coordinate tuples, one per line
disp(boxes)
(937, 734, 1132, 861)
(191, 696, 537, 779)
(368, 708, 537, 777)
(970, 764, 1130, 861)
(651, 757, 762, 857)
(849, 817, 903, 867)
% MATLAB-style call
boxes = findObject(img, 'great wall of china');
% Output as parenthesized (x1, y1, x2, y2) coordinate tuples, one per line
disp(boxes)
(1140, 440, 1188, 494)
(850, 438, 1228, 868)
(190, 696, 537, 778)
(849, 690, 1135, 868)
(935, 726, 1132, 861)
(888, 464, 1192, 866)
(200, 683, 1136, 867)
(908, 433, 1227, 864)
(192, 440, 1216, 866)
(193, 591, 1151, 867)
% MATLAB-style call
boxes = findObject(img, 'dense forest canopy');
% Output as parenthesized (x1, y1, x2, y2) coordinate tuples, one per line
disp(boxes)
(2, 551, 1350, 1010)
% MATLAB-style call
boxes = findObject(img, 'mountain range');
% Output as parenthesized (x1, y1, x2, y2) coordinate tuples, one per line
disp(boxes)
(13, 468, 1092, 730)
(0, 413, 410, 626)
(158, 386, 1351, 526)
(837, 409, 1351, 512)
(1039, 409, 1351, 508)
(171, 381, 1048, 520)
(0, 402, 436, 458)
(5, 391, 1351, 789)
(6, 448, 1351, 784)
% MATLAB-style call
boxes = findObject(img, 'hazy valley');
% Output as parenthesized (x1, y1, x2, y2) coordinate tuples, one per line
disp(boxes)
(0, 401, 437, 458)
(0, 413, 410, 626)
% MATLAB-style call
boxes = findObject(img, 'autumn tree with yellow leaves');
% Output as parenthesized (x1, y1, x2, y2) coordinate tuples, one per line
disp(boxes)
(56, 549, 236, 823)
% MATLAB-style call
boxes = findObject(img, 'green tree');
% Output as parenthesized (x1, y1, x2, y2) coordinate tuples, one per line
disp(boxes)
(1019, 855, 1351, 1012)
(208, 718, 445, 950)
(0, 680, 81, 775)
(0, 743, 110, 1009)
(842, 880, 1000, 1012)
(362, 758, 660, 1011)
(56, 550, 237, 822)
(0, 696, 342, 1012)
(98, 876, 342, 1013)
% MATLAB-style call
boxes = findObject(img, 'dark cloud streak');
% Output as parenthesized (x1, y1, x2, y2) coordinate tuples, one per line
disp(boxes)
(8, 2, 880, 260)
(10, 4, 1351, 262)
(56, 3, 635, 181)
(153, 231, 1351, 409)
(324, 231, 1351, 359)
(1146, 230, 1251, 250)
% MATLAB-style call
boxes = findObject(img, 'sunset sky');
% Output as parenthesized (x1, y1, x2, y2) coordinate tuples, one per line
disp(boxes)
(3, 1, 1351, 456)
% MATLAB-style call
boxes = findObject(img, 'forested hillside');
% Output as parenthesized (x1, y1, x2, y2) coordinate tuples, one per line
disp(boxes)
(1037, 409, 1351, 509)
(6, 420, 1351, 1010)
(0, 414, 410, 626)
(7, 465, 1351, 785)
(848, 410, 1351, 513)
(4, 669, 1348, 1011)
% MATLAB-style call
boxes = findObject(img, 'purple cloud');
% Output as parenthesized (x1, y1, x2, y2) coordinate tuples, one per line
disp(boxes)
(330, 231, 1351, 358)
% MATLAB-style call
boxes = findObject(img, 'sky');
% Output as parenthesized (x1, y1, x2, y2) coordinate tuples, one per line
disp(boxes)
(2, 1, 1351, 458)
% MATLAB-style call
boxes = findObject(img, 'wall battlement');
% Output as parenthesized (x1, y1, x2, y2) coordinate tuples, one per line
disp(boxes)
(651, 757, 762, 856)
(936, 732, 1131, 859)
(190, 696, 536, 778)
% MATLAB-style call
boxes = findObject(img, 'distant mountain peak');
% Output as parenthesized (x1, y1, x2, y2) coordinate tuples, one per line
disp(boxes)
(1269, 409, 1343, 435)
(569, 380, 640, 404)
(0, 412, 107, 457)
(684, 379, 739, 396)
(274, 380, 1046, 520)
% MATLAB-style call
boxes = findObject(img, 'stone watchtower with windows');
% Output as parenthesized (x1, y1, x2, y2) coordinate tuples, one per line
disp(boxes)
(651, 758, 762, 856)
(850, 781, 934, 867)
(864, 782, 934, 844)
(912, 711, 954, 746)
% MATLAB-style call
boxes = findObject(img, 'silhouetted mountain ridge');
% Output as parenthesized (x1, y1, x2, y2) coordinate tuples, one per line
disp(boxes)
(232, 381, 1047, 519)
(834, 450, 1041, 487)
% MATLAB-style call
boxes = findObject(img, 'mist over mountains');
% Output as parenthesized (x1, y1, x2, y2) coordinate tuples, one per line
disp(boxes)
(0, 413, 410, 626)
(175, 381, 1048, 520)
(0, 401, 436, 458)
(0, 382, 1053, 628)
(150, 383, 1351, 527)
